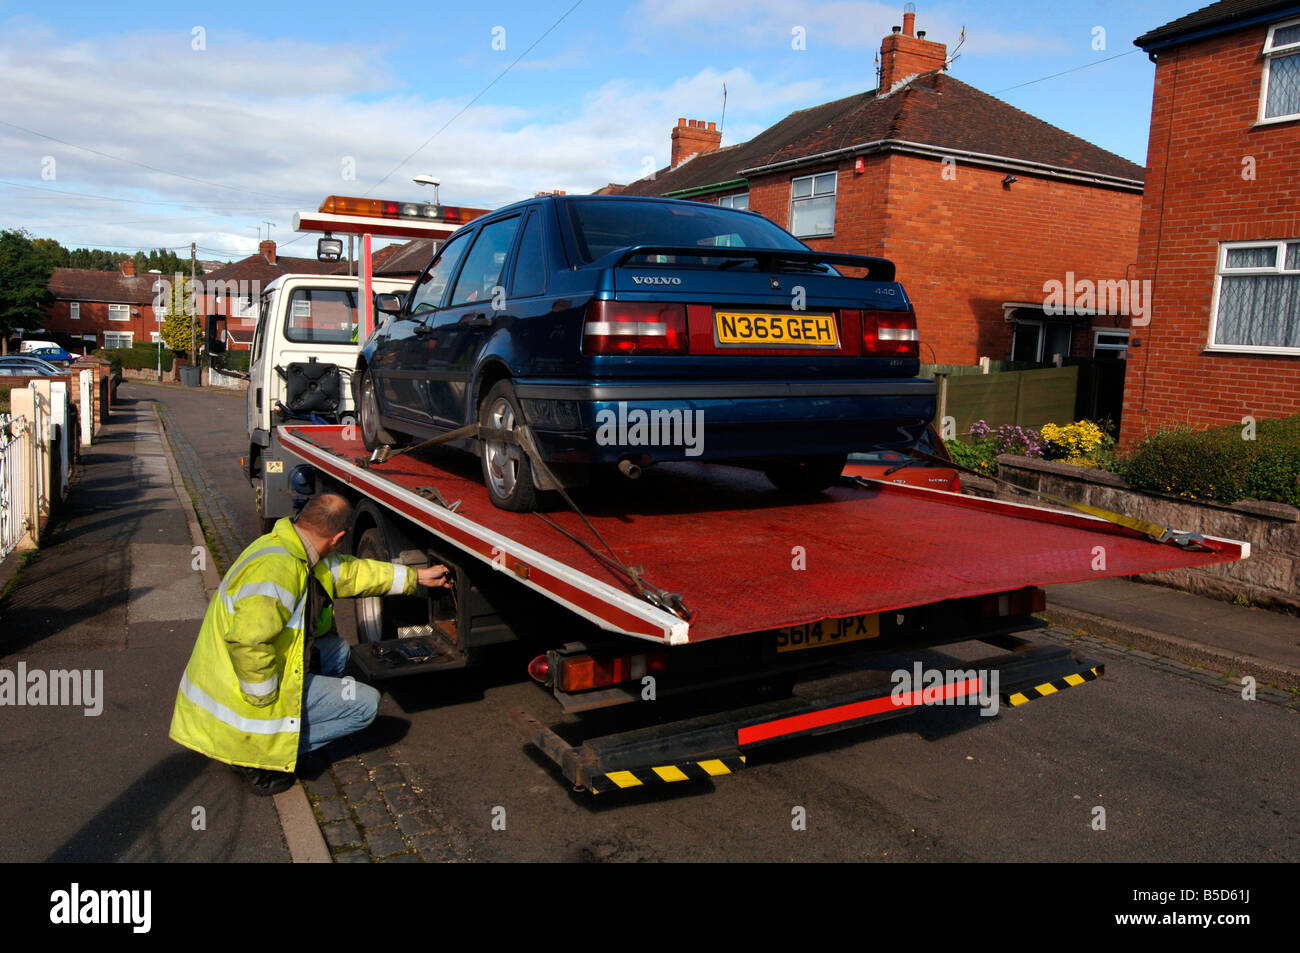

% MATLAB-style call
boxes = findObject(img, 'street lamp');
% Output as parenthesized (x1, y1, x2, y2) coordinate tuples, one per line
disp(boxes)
(413, 174, 440, 208)
(149, 270, 163, 381)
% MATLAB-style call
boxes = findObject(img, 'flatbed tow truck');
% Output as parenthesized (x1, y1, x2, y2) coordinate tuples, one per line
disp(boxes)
(238, 192, 1249, 794)
(269, 422, 1248, 793)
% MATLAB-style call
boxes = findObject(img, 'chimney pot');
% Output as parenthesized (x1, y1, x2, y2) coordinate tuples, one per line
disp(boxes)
(677, 117, 686, 126)
(892, 25, 901, 33)
(903, 11, 915, 36)
(917, 30, 926, 39)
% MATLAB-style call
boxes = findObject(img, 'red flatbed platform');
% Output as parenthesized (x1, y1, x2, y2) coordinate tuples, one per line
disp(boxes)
(281, 425, 1248, 646)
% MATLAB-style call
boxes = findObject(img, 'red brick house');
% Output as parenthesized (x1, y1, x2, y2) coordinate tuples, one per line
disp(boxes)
(617, 10, 1145, 372)
(1120, 0, 1300, 447)
(44, 259, 165, 351)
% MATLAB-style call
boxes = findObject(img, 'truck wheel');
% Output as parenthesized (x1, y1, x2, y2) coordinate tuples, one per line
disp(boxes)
(358, 368, 401, 451)
(479, 380, 539, 512)
(353, 527, 425, 643)
(763, 454, 847, 493)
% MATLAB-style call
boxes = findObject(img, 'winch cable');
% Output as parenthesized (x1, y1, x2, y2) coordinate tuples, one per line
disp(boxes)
(863, 446, 1216, 552)
(361, 424, 693, 622)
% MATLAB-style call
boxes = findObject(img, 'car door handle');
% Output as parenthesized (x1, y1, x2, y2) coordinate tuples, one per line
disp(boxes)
(413, 322, 434, 339)
(468, 313, 491, 328)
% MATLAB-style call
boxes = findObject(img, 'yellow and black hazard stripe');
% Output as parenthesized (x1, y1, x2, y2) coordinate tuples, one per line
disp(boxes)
(1004, 665, 1104, 707)
(589, 756, 747, 794)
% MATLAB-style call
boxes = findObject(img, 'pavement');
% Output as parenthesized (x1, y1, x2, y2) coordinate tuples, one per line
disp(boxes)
(1, 387, 1296, 863)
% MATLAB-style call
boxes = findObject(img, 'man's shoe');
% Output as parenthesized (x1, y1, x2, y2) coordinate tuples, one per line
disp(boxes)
(235, 765, 295, 797)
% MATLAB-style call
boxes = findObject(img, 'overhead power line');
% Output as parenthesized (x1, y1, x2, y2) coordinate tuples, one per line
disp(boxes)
(994, 49, 1142, 95)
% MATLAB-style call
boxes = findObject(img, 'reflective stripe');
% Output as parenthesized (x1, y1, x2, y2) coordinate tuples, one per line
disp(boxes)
(224, 581, 297, 615)
(286, 595, 307, 631)
(239, 673, 279, 697)
(179, 672, 299, 735)
(326, 556, 342, 585)
(388, 563, 408, 596)
(224, 545, 292, 587)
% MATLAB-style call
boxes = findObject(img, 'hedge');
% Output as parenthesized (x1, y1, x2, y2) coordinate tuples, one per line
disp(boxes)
(1124, 415, 1300, 507)
(94, 345, 177, 373)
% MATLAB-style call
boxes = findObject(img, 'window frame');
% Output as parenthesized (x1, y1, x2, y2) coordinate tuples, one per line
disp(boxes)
(108, 303, 131, 322)
(1206, 239, 1300, 354)
(103, 331, 133, 349)
(1093, 329, 1130, 360)
(789, 171, 837, 239)
(1257, 16, 1300, 125)
(69, 301, 80, 320)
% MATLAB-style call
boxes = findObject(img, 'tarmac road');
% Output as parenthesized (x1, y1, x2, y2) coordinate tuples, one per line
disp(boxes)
(134, 381, 1300, 863)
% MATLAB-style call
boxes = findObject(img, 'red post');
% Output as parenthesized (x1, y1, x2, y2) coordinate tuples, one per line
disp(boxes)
(362, 233, 373, 341)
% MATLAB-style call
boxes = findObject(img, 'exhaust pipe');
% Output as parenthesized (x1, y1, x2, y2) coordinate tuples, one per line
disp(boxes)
(618, 457, 642, 479)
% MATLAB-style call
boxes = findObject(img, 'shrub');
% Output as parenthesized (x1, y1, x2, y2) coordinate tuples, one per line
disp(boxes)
(1124, 416, 1300, 507)
(94, 346, 176, 373)
(946, 436, 997, 475)
(1041, 420, 1106, 463)
(969, 419, 1046, 458)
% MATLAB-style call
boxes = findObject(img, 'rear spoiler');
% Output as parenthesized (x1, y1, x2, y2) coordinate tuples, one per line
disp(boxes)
(609, 245, 896, 282)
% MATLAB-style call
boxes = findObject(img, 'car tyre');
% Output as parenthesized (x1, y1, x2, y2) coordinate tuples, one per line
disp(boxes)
(479, 379, 539, 512)
(763, 454, 848, 493)
(358, 368, 402, 451)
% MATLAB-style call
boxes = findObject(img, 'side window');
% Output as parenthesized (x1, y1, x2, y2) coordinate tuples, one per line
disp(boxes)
(449, 216, 522, 307)
(251, 294, 272, 362)
(408, 233, 470, 316)
(510, 211, 547, 298)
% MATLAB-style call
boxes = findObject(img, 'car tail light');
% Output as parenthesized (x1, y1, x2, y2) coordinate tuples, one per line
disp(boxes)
(556, 650, 669, 693)
(527, 654, 550, 684)
(980, 587, 1046, 620)
(862, 308, 919, 358)
(582, 301, 688, 355)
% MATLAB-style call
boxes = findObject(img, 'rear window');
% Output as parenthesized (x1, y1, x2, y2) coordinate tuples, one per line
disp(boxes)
(562, 198, 808, 265)
(284, 288, 364, 344)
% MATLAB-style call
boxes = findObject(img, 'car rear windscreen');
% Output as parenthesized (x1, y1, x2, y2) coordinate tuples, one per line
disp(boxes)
(562, 199, 809, 265)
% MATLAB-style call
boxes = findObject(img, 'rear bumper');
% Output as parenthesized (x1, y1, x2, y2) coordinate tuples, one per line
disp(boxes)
(511, 639, 1104, 794)
(517, 377, 938, 463)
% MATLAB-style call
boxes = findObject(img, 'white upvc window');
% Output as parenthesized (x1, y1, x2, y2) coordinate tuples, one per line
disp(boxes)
(233, 296, 256, 319)
(108, 303, 130, 322)
(790, 171, 836, 238)
(717, 193, 749, 211)
(70, 302, 80, 320)
(1093, 330, 1129, 360)
(103, 331, 133, 348)
(1208, 240, 1300, 353)
(1259, 17, 1300, 123)
(150, 332, 161, 344)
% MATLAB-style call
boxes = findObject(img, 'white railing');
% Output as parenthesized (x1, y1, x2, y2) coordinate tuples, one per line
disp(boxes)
(0, 413, 34, 561)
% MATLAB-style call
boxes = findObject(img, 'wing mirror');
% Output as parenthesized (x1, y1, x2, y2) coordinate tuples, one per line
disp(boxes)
(375, 293, 404, 315)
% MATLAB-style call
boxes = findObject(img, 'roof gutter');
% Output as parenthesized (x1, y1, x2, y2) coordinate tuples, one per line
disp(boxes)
(740, 139, 1144, 192)
(662, 177, 749, 199)
(1135, 3, 1300, 53)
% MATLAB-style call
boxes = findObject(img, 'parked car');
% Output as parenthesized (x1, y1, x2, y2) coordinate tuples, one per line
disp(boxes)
(0, 355, 63, 376)
(29, 346, 79, 364)
(842, 422, 961, 492)
(357, 194, 937, 510)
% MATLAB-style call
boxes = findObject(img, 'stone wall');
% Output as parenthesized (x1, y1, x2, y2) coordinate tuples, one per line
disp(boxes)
(963, 455, 1299, 614)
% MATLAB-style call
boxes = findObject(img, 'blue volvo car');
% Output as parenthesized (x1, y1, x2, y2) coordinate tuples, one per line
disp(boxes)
(357, 194, 937, 511)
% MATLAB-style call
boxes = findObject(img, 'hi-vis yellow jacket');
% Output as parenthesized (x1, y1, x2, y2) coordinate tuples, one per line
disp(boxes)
(168, 518, 416, 772)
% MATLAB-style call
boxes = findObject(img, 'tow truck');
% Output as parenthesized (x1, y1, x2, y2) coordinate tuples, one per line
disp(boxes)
(212, 195, 1250, 794)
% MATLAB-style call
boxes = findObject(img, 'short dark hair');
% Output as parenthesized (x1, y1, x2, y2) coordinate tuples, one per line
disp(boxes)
(295, 493, 353, 538)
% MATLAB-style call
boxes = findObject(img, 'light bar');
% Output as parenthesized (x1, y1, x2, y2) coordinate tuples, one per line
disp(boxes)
(318, 195, 488, 225)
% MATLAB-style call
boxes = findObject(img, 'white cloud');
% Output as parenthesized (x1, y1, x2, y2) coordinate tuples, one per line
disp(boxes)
(0, 19, 834, 256)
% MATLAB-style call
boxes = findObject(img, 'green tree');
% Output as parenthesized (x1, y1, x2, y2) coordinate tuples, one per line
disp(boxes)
(157, 274, 196, 354)
(0, 229, 57, 355)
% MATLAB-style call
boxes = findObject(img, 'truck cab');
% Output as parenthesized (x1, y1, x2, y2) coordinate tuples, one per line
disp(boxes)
(219, 272, 416, 525)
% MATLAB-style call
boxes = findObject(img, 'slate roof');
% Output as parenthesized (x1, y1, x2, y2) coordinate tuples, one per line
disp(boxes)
(619, 73, 1144, 198)
(372, 239, 435, 277)
(200, 252, 345, 290)
(1135, 0, 1300, 49)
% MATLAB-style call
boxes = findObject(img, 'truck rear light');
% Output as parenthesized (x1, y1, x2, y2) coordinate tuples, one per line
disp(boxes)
(527, 654, 551, 684)
(862, 308, 919, 358)
(980, 587, 1046, 620)
(582, 301, 688, 355)
(557, 650, 669, 693)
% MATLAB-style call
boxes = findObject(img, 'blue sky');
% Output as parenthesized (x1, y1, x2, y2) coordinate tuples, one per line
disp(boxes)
(0, 0, 1201, 260)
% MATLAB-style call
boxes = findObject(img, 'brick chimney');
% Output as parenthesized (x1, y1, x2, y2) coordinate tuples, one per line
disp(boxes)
(879, 7, 948, 92)
(120, 259, 135, 277)
(670, 118, 722, 169)
(259, 239, 277, 264)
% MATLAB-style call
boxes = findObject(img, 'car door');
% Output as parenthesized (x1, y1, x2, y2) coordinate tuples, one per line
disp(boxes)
(420, 215, 522, 428)
(374, 231, 472, 428)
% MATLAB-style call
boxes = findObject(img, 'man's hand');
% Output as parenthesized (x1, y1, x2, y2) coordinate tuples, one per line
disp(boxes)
(417, 564, 454, 589)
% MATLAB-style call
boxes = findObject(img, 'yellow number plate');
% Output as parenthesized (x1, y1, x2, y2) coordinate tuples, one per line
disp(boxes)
(715, 311, 840, 348)
(776, 614, 879, 653)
